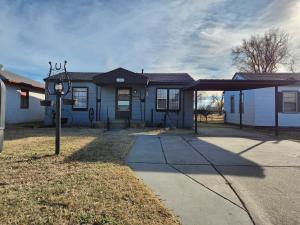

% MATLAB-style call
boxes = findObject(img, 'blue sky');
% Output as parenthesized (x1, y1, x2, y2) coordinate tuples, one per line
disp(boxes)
(0, 0, 299, 82)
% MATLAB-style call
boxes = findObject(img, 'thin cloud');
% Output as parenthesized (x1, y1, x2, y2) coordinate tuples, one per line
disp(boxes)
(0, 0, 299, 82)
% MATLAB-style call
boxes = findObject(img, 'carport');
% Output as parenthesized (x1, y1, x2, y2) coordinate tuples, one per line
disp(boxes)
(184, 79, 297, 135)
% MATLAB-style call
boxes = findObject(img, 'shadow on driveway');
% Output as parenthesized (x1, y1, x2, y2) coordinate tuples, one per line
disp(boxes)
(127, 134, 265, 178)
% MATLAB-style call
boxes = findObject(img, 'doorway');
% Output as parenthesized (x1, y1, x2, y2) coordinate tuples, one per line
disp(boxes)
(116, 88, 131, 120)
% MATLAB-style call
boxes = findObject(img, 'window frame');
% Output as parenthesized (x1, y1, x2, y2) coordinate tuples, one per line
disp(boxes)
(20, 89, 29, 109)
(72, 87, 89, 111)
(282, 91, 298, 114)
(230, 95, 235, 113)
(155, 88, 181, 112)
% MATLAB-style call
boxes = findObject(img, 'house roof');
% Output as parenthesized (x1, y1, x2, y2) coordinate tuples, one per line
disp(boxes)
(45, 72, 101, 81)
(0, 70, 44, 90)
(233, 72, 300, 81)
(45, 68, 194, 85)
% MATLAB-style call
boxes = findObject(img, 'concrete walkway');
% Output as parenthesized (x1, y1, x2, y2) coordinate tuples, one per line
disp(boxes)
(127, 135, 253, 225)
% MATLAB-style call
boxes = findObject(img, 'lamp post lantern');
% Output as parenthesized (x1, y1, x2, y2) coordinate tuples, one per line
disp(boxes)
(45, 61, 71, 155)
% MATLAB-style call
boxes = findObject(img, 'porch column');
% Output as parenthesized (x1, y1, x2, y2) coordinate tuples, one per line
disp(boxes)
(239, 90, 243, 129)
(194, 90, 198, 134)
(275, 86, 279, 136)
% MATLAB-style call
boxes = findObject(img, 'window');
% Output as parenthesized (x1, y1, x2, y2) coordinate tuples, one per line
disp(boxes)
(156, 88, 180, 111)
(169, 89, 180, 110)
(20, 89, 29, 109)
(156, 89, 168, 110)
(283, 92, 297, 113)
(72, 87, 88, 110)
(230, 95, 235, 113)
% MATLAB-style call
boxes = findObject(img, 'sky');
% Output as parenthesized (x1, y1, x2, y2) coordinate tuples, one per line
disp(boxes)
(0, 0, 300, 83)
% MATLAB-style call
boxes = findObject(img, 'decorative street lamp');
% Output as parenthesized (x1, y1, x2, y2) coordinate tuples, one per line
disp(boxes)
(44, 61, 71, 155)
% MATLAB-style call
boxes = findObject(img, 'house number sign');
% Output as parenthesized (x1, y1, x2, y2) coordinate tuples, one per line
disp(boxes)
(116, 78, 125, 83)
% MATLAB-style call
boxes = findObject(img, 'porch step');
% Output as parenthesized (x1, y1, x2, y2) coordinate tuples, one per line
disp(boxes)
(94, 120, 145, 129)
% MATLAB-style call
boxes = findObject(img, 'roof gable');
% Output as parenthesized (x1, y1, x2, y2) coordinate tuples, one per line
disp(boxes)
(93, 67, 148, 86)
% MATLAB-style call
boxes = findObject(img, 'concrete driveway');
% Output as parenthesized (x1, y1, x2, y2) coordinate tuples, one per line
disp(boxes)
(127, 127, 300, 225)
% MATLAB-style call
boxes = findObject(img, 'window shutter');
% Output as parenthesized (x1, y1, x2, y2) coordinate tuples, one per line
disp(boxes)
(277, 92, 283, 112)
(298, 92, 300, 112)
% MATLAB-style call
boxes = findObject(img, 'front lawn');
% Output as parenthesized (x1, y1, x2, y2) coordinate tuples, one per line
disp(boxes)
(0, 127, 179, 225)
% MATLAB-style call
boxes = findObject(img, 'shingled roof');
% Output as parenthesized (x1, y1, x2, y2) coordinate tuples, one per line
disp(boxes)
(45, 72, 101, 81)
(144, 73, 194, 84)
(45, 68, 194, 85)
(233, 72, 300, 81)
(0, 70, 44, 90)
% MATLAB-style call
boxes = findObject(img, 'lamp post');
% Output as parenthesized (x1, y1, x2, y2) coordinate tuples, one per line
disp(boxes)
(45, 61, 71, 155)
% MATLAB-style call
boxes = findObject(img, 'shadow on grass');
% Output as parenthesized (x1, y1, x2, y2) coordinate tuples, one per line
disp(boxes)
(64, 130, 134, 164)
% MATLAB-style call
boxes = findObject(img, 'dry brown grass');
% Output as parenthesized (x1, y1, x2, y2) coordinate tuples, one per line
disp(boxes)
(197, 114, 224, 123)
(0, 127, 180, 225)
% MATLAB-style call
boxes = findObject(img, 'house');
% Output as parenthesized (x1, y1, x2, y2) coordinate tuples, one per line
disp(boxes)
(224, 72, 300, 127)
(44, 67, 195, 128)
(0, 67, 45, 124)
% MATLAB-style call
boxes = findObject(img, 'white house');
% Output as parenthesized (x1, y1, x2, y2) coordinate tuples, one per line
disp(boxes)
(224, 72, 300, 127)
(0, 67, 45, 124)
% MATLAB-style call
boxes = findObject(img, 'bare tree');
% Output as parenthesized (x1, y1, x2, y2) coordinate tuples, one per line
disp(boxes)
(232, 29, 295, 73)
(211, 93, 224, 115)
(198, 106, 212, 123)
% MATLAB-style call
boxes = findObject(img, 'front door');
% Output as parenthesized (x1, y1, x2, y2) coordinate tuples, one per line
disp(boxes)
(116, 88, 131, 120)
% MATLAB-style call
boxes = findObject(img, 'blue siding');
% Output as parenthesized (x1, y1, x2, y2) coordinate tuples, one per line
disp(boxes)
(131, 87, 146, 120)
(145, 85, 193, 128)
(99, 86, 115, 121)
(45, 81, 96, 126)
(44, 82, 193, 128)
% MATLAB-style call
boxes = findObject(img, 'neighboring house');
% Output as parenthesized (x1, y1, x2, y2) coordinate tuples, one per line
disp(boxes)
(44, 67, 194, 128)
(0, 68, 45, 124)
(224, 72, 300, 127)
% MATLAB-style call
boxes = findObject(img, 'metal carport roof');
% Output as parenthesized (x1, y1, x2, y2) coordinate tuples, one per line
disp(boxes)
(184, 79, 298, 91)
(184, 79, 299, 135)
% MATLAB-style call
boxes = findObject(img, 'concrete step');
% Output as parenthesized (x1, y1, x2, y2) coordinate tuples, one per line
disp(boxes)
(94, 120, 145, 129)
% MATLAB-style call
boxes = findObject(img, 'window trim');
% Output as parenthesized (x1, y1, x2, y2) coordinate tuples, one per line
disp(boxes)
(20, 89, 29, 109)
(282, 91, 298, 114)
(72, 87, 89, 111)
(230, 95, 235, 113)
(155, 88, 181, 112)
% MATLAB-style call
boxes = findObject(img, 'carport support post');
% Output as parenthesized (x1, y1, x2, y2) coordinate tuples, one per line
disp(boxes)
(239, 90, 243, 129)
(194, 90, 198, 134)
(275, 86, 279, 136)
